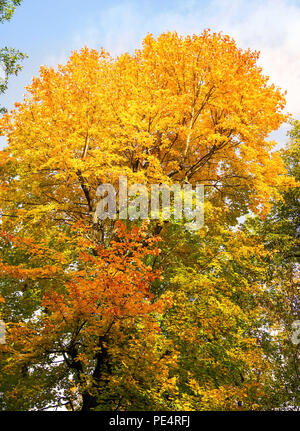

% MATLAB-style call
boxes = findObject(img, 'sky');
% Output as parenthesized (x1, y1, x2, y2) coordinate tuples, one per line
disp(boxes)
(0, 0, 300, 148)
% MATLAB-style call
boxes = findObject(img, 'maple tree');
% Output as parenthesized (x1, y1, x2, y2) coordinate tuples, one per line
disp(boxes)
(0, 31, 297, 410)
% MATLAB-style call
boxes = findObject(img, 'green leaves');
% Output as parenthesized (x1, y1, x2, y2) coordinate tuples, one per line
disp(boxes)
(0, 1, 27, 114)
(0, 0, 21, 23)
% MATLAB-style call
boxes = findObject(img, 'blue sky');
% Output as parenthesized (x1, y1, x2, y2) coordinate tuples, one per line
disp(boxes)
(1, 0, 300, 148)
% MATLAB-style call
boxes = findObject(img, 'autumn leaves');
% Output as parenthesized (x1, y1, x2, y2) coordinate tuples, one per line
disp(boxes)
(0, 31, 296, 410)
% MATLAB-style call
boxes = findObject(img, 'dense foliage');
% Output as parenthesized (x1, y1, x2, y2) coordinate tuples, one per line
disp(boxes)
(0, 31, 298, 410)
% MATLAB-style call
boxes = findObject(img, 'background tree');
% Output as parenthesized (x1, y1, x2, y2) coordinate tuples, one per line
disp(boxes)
(242, 122, 299, 410)
(0, 0, 27, 113)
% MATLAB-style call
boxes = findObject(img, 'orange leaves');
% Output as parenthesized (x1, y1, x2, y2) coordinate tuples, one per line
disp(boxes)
(0, 216, 171, 409)
(0, 261, 60, 281)
(65, 222, 163, 320)
(1, 221, 165, 349)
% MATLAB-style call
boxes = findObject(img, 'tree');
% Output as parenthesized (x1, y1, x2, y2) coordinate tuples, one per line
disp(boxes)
(0, 0, 27, 114)
(0, 31, 295, 410)
(242, 122, 299, 410)
(0, 0, 21, 21)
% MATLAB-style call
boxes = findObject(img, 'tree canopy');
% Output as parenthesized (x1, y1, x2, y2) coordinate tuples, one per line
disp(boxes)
(0, 31, 298, 411)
